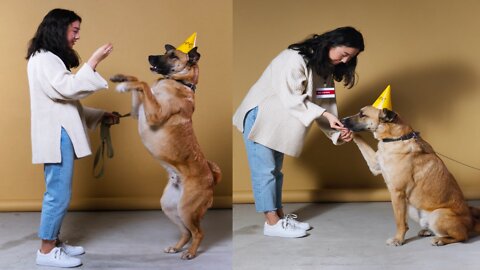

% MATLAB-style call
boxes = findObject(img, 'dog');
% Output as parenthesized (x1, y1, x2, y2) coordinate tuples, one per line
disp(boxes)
(341, 106, 480, 246)
(110, 44, 221, 259)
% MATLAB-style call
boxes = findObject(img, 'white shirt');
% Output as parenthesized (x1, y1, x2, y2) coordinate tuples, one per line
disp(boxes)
(233, 49, 342, 157)
(27, 50, 108, 164)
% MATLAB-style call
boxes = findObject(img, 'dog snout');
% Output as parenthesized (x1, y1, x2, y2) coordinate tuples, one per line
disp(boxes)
(340, 115, 366, 132)
(341, 116, 352, 129)
(148, 55, 171, 75)
(148, 55, 159, 66)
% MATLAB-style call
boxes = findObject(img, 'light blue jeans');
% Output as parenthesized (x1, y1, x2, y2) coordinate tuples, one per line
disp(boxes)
(242, 107, 284, 212)
(38, 128, 75, 240)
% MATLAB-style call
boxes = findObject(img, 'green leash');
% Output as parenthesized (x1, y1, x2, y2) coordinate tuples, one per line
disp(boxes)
(93, 112, 130, 178)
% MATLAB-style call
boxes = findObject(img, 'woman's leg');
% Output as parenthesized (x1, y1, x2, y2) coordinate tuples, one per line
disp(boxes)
(242, 107, 281, 224)
(38, 128, 75, 253)
(273, 151, 284, 212)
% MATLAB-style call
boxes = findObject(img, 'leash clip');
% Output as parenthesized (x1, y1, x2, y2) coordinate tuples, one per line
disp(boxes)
(93, 111, 130, 178)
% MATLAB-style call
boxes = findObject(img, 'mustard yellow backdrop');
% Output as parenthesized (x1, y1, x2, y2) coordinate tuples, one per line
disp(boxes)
(233, 0, 480, 203)
(0, 0, 232, 211)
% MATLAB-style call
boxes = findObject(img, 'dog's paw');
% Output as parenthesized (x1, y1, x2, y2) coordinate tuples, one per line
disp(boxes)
(181, 251, 196, 260)
(418, 229, 434, 237)
(110, 74, 128, 83)
(386, 237, 404, 246)
(431, 237, 446, 246)
(115, 82, 130, 93)
(164, 247, 180, 253)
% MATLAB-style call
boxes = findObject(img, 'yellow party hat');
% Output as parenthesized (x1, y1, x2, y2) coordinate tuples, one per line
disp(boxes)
(372, 85, 393, 110)
(177, 32, 197, 53)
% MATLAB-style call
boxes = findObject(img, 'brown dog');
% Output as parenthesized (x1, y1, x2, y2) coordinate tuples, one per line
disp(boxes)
(341, 106, 480, 246)
(110, 45, 221, 259)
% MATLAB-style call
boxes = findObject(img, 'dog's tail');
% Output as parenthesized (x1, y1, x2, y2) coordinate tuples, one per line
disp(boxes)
(207, 160, 221, 186)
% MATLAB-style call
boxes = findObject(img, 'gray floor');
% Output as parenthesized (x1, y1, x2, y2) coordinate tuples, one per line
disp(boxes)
(233, 202, 480, 270)
(0, 210, 232, 270)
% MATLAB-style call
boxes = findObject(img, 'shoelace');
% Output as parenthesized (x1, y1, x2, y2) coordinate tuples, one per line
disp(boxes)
(281, 216, 297, 230)
(284, 214, 299, 225)
(53, 248, 66, 260)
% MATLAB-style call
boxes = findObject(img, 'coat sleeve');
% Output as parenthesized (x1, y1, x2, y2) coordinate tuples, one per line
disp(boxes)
(37, 52, 108, 100)
(83, 106, 105, 130)
(315, 117, 344, 145)
(275, 52, 325, 127)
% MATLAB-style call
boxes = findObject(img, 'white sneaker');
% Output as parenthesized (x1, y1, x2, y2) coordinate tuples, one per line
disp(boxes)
(36, 247, 82, 268)
(58, 242, 85, 256)
(264, 219, 307, 238)
(284, 213, 311, 231)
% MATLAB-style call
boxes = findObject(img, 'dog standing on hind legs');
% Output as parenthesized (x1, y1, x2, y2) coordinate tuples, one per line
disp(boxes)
(110, 45, 221, 259)
(341, 106, 480, 246)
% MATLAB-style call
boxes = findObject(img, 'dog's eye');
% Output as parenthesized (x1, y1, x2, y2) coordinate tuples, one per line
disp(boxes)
(359, 112, 365, 118)
(169, 54, 179, 59)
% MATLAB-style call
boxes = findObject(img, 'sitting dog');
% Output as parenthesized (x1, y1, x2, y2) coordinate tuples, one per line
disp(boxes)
(110, 45, 221, 259)
(341, 106, 480, 246)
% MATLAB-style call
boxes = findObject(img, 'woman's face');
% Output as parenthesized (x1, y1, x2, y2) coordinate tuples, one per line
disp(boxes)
(67, 20, 81, 48)
(328, 46, 359, 65)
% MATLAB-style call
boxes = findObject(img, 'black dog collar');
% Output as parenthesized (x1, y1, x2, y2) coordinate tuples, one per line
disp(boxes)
(382, 131, 420, 143)
(162, 76, 196, 92)
(178, 80, 196, 92)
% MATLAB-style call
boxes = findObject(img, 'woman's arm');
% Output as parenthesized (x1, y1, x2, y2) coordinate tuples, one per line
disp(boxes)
(32, 52, 108, 100)
(276, 52, 325, 127)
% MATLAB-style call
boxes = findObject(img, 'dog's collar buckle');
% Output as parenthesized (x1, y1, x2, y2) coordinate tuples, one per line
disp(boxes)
(382, 131, 420, 143)
(177, 80, 196, 92)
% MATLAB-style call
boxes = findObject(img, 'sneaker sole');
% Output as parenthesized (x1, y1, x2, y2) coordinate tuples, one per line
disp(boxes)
(263, 231, 307, 238)
(36, 260, 82, 268)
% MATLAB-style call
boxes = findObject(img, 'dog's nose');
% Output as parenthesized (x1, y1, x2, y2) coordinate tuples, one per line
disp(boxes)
(340, 117, 353, 129)
(148, 55, 158, 66)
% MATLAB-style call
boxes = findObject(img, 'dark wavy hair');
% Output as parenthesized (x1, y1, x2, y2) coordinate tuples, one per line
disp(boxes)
(288, 26, 364, 88)
(26, 8, 82, 70)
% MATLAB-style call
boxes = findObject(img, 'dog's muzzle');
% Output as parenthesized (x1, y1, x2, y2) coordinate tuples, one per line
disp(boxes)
(341, 116, 364, 132)
(341, 117, 353, 129)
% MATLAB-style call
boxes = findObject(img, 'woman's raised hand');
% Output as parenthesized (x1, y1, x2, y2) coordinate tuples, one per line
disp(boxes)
(87, 43, 113, 70)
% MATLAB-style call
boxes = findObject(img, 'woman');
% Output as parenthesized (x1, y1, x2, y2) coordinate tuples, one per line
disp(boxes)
(26, 8, 118, 267)
(233, 26, 365, 238)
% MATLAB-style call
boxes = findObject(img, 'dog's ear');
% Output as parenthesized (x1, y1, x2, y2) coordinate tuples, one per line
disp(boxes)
(165, 44, 176, 52)
(379, 108, 397, 123)
(187, 47, 201, 64)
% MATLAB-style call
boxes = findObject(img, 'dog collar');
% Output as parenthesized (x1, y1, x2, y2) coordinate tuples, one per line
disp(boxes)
(382, 131, 420, 143)
(176, 80, 196, 92)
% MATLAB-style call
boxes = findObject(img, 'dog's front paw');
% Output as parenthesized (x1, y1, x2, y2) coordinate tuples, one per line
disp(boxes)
(110, 74, 128, 83)
(181, 251, 196, 260)
(431, 237, 446, 246)
(164, 247, 180, 253)
(386, 237, 404, 246)
(115, 82, 130, 93)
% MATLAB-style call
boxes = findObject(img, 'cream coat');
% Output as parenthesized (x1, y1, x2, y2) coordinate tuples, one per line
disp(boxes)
(27, 50, 108, 164)
(233, 49, 342, 157)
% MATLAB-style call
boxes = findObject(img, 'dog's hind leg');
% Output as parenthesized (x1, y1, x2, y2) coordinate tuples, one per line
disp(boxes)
(428, 209, 470, 246)
(160, 171, 192, 254)
(177, 185, 213, 260)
